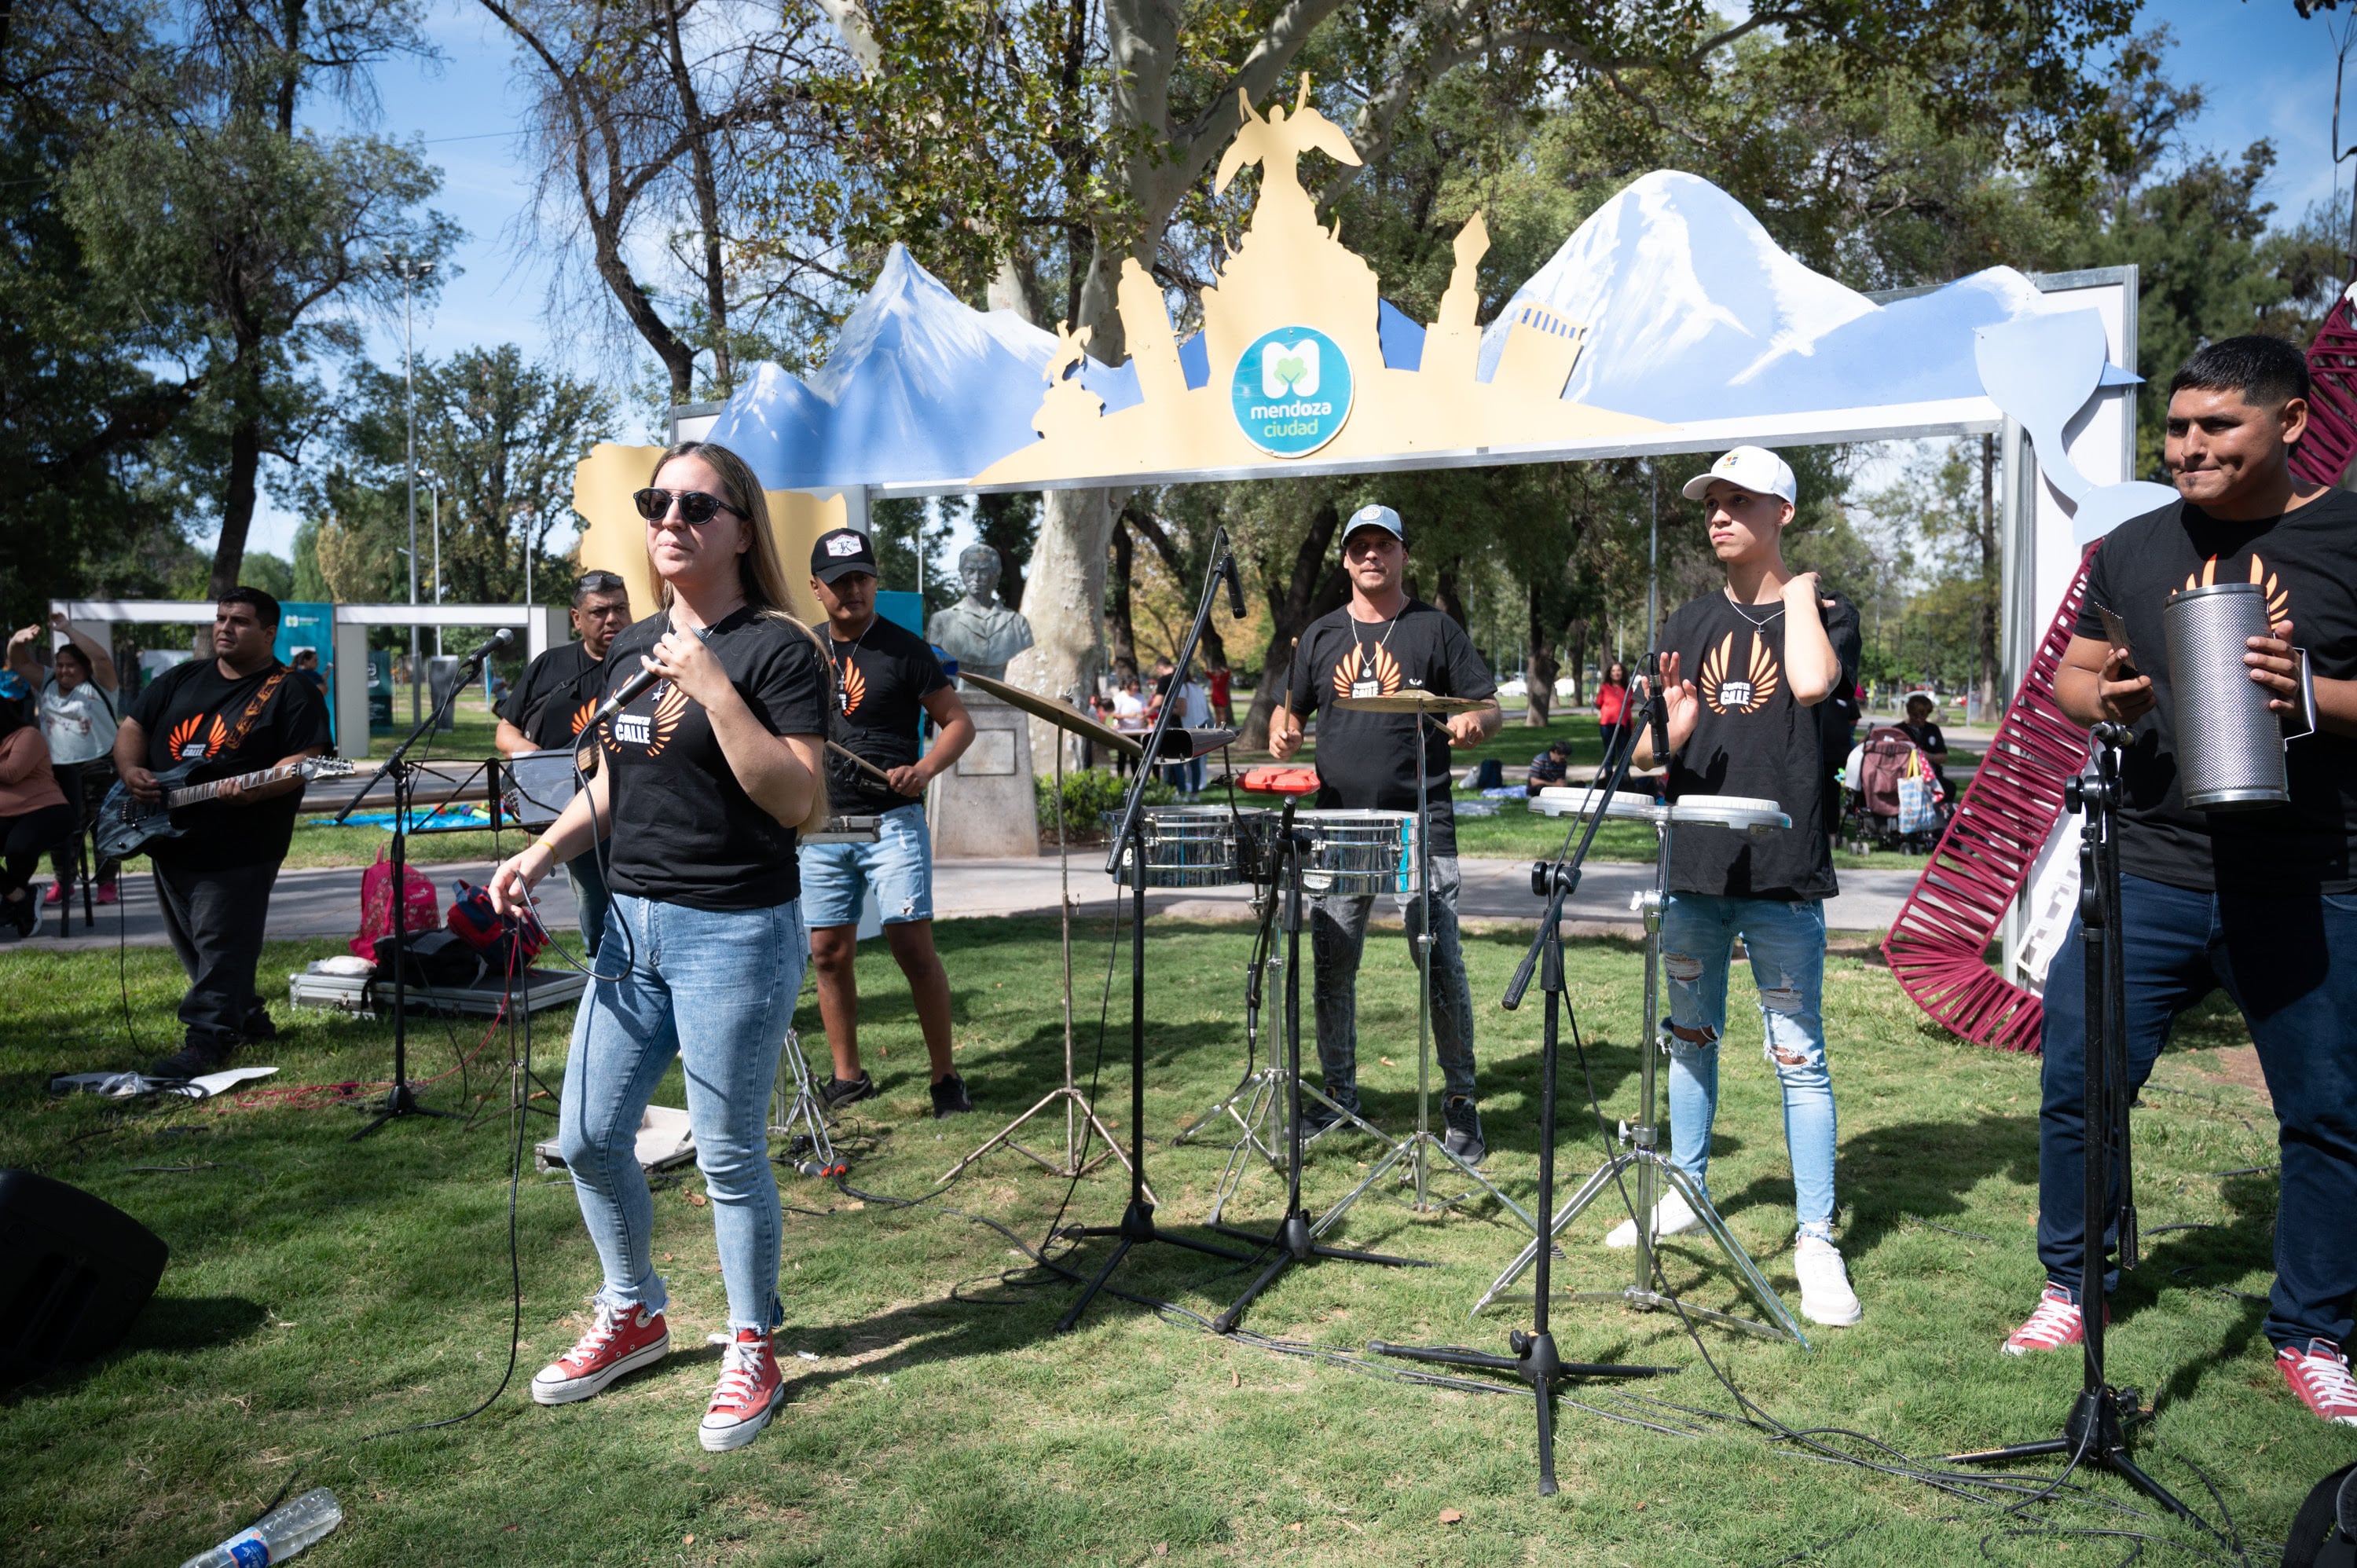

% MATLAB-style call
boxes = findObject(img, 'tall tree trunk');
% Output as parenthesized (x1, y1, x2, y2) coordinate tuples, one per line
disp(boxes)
(1432, 555, 1468, 627)
(1978, 432, 2000, 713)
(1523, 581, 1556, 727)
(209, 413, 262, 599)
(1241, 497, 1346, 750)
(1005, 486, 1116, 770)
(1105, 518, 1137, 678)
(1563, 618, 1589, 706)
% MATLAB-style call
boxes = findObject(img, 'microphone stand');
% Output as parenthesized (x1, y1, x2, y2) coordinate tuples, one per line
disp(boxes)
(1371, 701, 1676, 1497)
(1056, 529, 1252, 1332)
(1208, 797, 1431, 1334)
(348, 638, 503, 1139)
(1948, 724, 2190, 1516)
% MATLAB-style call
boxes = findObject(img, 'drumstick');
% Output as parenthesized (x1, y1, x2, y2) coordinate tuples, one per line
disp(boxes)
(826, 739, 896, 786)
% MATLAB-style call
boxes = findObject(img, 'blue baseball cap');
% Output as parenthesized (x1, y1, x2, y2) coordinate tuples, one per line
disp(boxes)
(1341, 504, 1406, 549)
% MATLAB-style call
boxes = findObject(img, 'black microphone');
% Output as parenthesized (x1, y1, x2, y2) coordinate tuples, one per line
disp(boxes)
(1645, 658, 1671, 762)
(1220, 551, 1247, 618)
(459, 628, 513, 665)
(584, 621, 709, 731)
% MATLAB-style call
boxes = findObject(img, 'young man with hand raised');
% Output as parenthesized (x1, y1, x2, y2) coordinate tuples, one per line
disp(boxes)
(1627, 446, 1866, 1329)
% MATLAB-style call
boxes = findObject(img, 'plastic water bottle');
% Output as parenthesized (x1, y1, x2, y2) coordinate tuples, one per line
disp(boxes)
(179, 1488, 343, 1567)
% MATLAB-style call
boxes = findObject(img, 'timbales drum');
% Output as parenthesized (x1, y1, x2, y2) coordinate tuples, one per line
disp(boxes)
(1113, 807, 1264, 888)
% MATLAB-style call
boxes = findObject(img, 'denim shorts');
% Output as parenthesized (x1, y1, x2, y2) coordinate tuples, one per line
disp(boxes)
(799, 802, 933, 928)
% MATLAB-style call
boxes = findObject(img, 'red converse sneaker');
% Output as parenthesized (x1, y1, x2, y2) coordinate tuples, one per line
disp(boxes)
(2002, 1284, 2106, 1357)
(530, 1302, 669, 1405)
(2277, 1339, 2357, 1427)
(698, 1328, 785, 1451)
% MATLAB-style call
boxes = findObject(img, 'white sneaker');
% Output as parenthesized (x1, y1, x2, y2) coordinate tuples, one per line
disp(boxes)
(1604, 1190, 1699, 1249)
(1794, 1233, 1861, 1326)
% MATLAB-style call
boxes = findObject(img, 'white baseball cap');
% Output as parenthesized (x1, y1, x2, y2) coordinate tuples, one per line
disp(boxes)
(1681, 446, 1797, 507)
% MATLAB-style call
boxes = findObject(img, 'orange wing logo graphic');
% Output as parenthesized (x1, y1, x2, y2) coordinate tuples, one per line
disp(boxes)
(839, 659, 867, 716)
(1699, 630, 1780, 716)
(2183, 554, 2289, 624)
(1331, 641, 1403, 702)
(643, 682, 691, 757)
(165, 713, 227, 760)
(566, 698, 597, 738)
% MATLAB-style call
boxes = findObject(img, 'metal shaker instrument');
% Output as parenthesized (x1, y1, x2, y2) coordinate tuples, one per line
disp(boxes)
(2161, 581, 2287, 811)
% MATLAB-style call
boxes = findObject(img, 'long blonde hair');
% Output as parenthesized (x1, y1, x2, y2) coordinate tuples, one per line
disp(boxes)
(648, 439, 831, 833)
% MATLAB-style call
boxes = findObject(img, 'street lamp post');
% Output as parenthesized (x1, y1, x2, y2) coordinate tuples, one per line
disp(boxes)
(385, 255, 434, 727)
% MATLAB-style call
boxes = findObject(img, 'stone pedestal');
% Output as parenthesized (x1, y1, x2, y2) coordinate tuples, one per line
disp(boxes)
(928, 689, 1037, 857)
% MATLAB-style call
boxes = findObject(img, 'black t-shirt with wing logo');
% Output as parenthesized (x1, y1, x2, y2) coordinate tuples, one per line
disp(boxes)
(128, 658, 332, 871)
(499, 639, 608, 751)
(1284, 599, 1497, 859)
(1656, 588, 1861, 900)
(2078, 489, 2357, 892)
(596, 607, 832, 911)
(827, 617, 951, 813)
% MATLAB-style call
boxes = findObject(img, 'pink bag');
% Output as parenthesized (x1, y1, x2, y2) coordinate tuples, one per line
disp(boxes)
(351, 848, 441, 959)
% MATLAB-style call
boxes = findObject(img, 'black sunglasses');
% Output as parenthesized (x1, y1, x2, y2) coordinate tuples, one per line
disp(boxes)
(632, 488, 738, 525)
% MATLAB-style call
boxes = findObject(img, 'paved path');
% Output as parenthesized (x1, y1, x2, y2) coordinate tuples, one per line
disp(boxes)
(12, 851, 1917, 955)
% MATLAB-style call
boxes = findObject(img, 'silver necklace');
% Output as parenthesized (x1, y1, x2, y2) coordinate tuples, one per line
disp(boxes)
(1725, 590, 1784, 630)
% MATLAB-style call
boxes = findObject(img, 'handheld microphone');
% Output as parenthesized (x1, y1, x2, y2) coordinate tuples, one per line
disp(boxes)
(1645, 657, 1671, 762)
(584, 620, 709, 731)
(1220, 551, 1247, 618)
(460, 628, 514, 665)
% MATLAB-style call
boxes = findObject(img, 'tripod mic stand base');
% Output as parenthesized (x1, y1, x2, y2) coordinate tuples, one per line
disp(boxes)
(350, 1080, 458, 1140)
(1054, 1200, 1253, 1335)
(1206, 1210, 1431, 1335)
(1369, 1332, 1678, 1497)
(1948, 1385, 2193, 1519)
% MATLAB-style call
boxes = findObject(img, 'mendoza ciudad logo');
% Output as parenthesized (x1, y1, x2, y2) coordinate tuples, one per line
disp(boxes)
(1231, 325, 1354, 457)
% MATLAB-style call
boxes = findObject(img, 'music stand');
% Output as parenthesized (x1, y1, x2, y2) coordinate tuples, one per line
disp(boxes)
(1054, 531, 1252, 1333)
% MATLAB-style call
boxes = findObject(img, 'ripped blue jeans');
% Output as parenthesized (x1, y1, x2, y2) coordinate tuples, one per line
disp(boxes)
(1658, 893, 1837, 1238)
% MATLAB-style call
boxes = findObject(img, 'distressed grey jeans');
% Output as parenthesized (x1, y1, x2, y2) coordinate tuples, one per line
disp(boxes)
(1310, 854, 1478, 1111)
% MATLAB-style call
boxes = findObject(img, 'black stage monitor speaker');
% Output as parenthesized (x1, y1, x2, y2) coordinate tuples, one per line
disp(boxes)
(2286, 1461, 2357, 1568)
(0, 1168, 168, 1383)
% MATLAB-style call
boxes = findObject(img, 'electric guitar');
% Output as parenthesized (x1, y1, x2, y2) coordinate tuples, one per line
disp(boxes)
(95, 757, 354, 862)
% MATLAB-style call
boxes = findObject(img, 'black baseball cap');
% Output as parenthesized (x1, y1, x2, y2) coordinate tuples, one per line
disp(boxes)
(811, 527, 879, 584)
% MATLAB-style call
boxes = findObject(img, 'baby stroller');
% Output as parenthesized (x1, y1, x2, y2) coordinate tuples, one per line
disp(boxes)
(1840, 725, 1949, 853)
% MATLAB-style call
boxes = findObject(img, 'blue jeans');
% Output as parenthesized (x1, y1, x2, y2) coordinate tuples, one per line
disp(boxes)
(1311, 855, 1477, 1109)
(565, 851, 610, 961)
(2037, 873, 2357, 1350)
(798, 803, 932, 928)
(559, 892, 807, 1332)
(1659, 893, 1838, 1238)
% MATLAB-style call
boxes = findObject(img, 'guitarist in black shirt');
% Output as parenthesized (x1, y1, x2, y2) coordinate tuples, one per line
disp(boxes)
(113, 588, 330, 1079)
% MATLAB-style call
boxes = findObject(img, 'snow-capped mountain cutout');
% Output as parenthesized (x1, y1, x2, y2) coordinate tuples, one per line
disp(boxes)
(1480, 170, 2079, 422)
(705, 244, 1141, 489)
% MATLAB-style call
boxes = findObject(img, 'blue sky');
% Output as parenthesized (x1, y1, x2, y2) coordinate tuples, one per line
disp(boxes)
(234, 0, 2357, 563)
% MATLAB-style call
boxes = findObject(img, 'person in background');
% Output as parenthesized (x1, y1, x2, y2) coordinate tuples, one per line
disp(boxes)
(1109, 676, 1146, 779)
(495, 570, 634, 959)
(800, 526, 978, 1117)
(1208, 663, 1234, 727)
(289, 648, 327, 698)
(1527, 737, 1570, 796)
(1595, 661, 1630, 753)
(115, 588, 332, 1079)
(1269, 503, 1503, 1161)
(0, 680, 71, 938)
(1164, 667, 1211, 795)
(1897, 691, 1951, 798)
(1627, 445, 1865, 1329)
(9, 613, 122, 905)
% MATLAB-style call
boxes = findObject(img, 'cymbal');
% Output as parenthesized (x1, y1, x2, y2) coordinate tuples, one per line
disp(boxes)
(1332, 691, 1490, 715)
(959, 669, 1144, 759)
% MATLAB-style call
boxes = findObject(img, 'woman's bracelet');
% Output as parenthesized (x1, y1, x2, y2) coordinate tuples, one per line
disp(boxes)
(531, 835, 566, 866)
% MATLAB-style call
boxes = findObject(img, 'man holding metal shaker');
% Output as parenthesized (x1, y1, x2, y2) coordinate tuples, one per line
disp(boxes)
(2001, 336, 2357, 1430)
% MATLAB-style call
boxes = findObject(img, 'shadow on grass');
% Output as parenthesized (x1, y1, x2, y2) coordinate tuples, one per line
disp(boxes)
(1700, 1113, 2043, 1262)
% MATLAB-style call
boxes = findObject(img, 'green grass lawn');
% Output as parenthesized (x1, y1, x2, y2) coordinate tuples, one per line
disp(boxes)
(0, 919, 2329, 1566)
